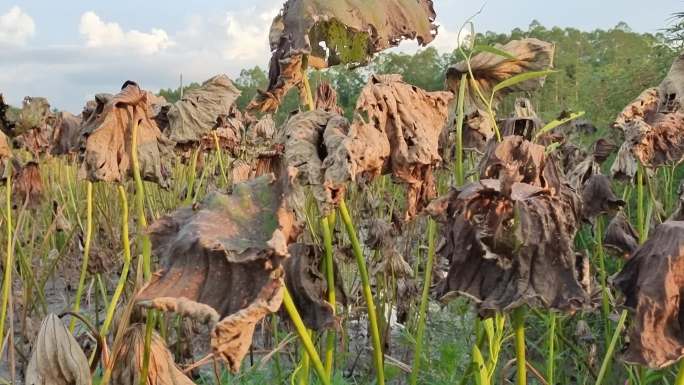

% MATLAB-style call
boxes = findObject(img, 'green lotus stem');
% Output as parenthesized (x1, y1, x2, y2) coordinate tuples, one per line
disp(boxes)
(0, 168, 12, 347)
(301, 55, 315, 111)
(595, 309, 628, 385)
(130, 118, 151, 280)
(547, 313, 556, 385)
(100, 186, 132, 336)
(185, 147, 200, 205)
(212, 131, 229, 187)
(299, 335, 311, 385)
(282, 288, 330, 385)
(139, 310, 156, 385)
(454, 73, 468, 186)
(339, 199, 385, 385)
(409, 218, 437, 385)
(674, 358, 684, 385)
(70, 181, 93, 332)
(321, 214, 336, 379)
(511, 307, 527, 385)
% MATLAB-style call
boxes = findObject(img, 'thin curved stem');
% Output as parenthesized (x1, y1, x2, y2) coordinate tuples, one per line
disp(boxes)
(0, 168, 11, 348)
(70, 181, 93, 332)
(321, 214, 336, 379)
(339, 199, 385, 385)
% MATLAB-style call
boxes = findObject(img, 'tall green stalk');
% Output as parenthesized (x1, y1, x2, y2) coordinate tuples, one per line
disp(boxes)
(637, 164, 646, 243)
(595, 309, 628, 385)
(130, 118, 151, 280)
(70, 181, 93, 332)
(454, 73, 468, 186)
(547, 313, 556, 385)
(511, 307, 527, 385)
(100, 186, 132, 336)
(674, 359, 684, 385)
(0, 168, 12, 347)
(212, 132, 229, 187)
(283, 288, 330, 385)
(409, 218, 437, 385)
(321, 215, 336, 379)
(339, 199, 385, 385)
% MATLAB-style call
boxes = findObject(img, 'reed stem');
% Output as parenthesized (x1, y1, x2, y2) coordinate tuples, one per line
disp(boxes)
(595, 309, 628, 385)
(0, 168, 12, 347)
(70, 181, 93, 332)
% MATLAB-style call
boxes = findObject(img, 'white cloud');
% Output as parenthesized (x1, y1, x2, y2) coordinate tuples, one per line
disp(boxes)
(79, 11, 173, 54)
(0, 6, 35, 46)
(222, 6, 279, 61)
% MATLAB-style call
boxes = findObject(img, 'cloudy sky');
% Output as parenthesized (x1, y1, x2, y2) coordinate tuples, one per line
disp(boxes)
(0, 0, 680, 112)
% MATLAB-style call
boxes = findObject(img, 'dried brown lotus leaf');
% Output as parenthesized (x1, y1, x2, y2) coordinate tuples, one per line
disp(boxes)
(612, 54, 684, 178)
(79, 84, 173, 186)
(2, 96, 55, 156)
(110, 323, 194, 385)
(592, 138, 617, 164)
(249, 0, 437, 112)
(25, 313, 91, 385)
(138, 174, 295, 372)
(614, 221, 684, 368)
(247, 114, 276, 142)
(283, 243, 343, 331)
(499, 116, 544, 140)
(355, 74, 452, 219)
(446, 38, 555, 149)
(315, 81, 344, 115)
(52, 111, 83, 155)
(167, 75, 242, 144)
(13, 161, 43, 209)
(604, 211, 638, 257)
(580, 174, 625, 223)
(434, 179, 589, 314)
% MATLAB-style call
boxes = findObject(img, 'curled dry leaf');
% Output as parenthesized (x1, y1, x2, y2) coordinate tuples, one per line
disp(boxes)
(283, 243, 346, 331)
(614, 221, 684, 368)
(13, 161, 43, 209)
(79, 83, 173, 186)
(1, 96, 55, 156)
(110, 323, 194, 385)
(166, 74, 242, 144)
(604, 211, 639, 257)
(138, 174, 296, 372)
(612, 53, 684, 179)
(354, 74, 453, 219)
(25, 313, 91, 385)
(249, 0, 437, 112)
(430, 137, 588, 313)
(580, 174, 624, 223)
(315, 81, 344, 115)
(51, 112, 83, 155)
(445, 38, 555, 149)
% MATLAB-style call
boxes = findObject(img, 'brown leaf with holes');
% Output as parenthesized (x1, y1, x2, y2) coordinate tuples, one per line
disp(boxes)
(614, 221, 684, 368)
(604, 211, 638, 258)
(137, 174, 296, 372)
(612, 54, 684, 179)
(446, 38, 555, 149)
(110, 323, 195, 385)
(79, 83, 173, 186)
(248, 0, 437, 112)
(25, 314, 91, 385)
(13, 161, 43, 209)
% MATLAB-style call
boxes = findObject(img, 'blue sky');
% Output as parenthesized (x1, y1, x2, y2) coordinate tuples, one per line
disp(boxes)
(0, 0, 681, 112)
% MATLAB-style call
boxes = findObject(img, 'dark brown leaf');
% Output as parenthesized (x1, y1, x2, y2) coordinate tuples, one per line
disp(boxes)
(604, 211, 638, 257)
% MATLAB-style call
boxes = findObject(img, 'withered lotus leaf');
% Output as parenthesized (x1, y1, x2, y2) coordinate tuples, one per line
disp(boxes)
(1, 96, 54, 156)
(166, 74, 242, 144)
(25, 314, 91, 385)
(285, 109, 390, 215)
(432, 178, 589, 313)
(12, 161, 44, 209)
(283, 243, 340, 331)
(446, 38, 555, 149)
(0, 130, 10, 177)
(612, 53, 684, 179)
(580, 174, 625, 223)
(315, 81, 345, 115)
(354, 74, 453, 219)
(79, 83, 173, 186)
(614, 221, 684, 368)
(110, 323, 194, 385)
(51, 111, 83, 155)
(604, 211, 639, 257)
(248, 0, 437, 112)
(138, 174, 295, 372)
